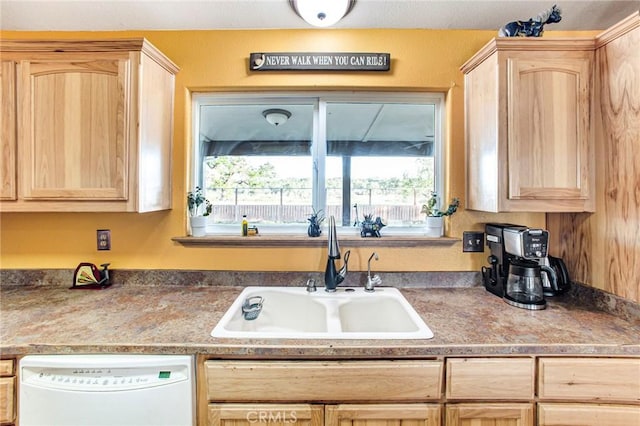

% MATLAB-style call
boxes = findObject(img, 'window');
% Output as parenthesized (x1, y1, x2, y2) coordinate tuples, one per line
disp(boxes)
(192, 92, 444, 234)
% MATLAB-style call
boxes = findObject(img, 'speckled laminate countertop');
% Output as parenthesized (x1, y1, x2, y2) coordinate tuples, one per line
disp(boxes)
(1, 283, 638, 358)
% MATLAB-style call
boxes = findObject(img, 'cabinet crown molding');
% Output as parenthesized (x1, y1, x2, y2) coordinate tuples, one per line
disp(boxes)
(0, 38, 179, 73)
(460, 37, 595, 73)
(595, 11, 640, 48)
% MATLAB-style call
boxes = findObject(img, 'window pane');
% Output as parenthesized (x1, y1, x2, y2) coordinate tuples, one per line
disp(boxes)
(351, 156, 434, 226)
(326, 102, 436, 227)
(199, 103, 314, 225)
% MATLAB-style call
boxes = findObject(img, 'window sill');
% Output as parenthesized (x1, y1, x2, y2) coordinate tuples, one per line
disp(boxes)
(172, 235, 460, 248)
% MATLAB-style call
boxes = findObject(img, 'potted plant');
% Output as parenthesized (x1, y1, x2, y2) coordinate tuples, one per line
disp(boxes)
(307, 208, 325, 237)
(420, 192, 459, 237)
(187, 187, 212, 237)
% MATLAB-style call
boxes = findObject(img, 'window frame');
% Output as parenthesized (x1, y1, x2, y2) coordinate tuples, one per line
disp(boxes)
(191, 91, 445, 235)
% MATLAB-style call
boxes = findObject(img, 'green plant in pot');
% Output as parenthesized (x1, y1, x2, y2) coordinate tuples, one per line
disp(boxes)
(420, 192, 459, 237)
(187, 187, 211, 237)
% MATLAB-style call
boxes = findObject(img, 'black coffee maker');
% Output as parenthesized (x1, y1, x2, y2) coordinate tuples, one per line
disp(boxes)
(483, 223, 567, 309)
(482, 223, 521, 298)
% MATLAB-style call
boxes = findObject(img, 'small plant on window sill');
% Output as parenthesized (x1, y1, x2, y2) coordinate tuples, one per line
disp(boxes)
(187, 186, 212, 217)
(420, 192, 459, 217)
(420, 192, 459, 238)
(187, 187, 211, 237)
(307, 208, 325, 237)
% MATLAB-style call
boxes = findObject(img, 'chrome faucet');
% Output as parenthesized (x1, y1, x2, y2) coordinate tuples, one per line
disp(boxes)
(365, 252, 382, 292)
(324, 216, 350, 292)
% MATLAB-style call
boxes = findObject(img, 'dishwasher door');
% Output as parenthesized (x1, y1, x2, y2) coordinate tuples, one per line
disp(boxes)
(19, 354, 194, 426)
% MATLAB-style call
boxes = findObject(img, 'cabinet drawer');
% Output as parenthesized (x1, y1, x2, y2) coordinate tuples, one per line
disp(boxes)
(205, 360, 443, 402)
(446, 358, 534, 400)
(538, 403, 640, 426)
(0, 361, 13, 377)
(538, 358, 640, 402)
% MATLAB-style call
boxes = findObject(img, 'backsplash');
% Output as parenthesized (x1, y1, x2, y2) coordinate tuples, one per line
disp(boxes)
(0, 269, 480, 288)
(1, 269, 637, 324)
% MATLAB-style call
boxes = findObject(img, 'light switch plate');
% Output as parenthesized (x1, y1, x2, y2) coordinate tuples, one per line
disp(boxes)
(463, 231, 484, 252)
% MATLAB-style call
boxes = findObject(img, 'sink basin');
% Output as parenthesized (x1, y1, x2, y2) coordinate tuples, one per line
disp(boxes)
(211, 286, 434, 339)
(213, 289, 329, 334)
(338, 296, 425, 333)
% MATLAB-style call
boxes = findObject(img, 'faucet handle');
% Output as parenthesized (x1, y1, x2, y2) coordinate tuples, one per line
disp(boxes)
(306, 278, 317, 292)
(365, 274, 382, 292)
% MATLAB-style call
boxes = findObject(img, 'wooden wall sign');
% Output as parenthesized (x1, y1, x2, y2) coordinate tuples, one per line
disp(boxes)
(249, 52, 390, 71)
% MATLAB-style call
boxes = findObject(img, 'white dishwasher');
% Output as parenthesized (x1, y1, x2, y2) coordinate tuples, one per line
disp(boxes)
(19, 354, 194, 426)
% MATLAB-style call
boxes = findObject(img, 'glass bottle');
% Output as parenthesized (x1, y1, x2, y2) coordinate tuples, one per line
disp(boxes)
(241, 215, 248, 236)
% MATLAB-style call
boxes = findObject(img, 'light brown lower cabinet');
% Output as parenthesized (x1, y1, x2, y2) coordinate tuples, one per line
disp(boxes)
(0, 359, 15, 425)
(445, 403, 534, 426)
(201, 360, 444, 426)
(538, 403, 640, 426)
(536, 357, 640, 426)
(207, 404, 441, 426)
(201, 357, 640, 426)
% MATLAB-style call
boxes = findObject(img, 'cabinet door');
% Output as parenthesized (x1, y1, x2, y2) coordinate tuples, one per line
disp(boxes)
(0, 376, 15, 425)
(208, 404, 323, 426)
(506, 55, 592, 208)
(326, 404, 441, 426)
(464, 52, 500, 213)
(538, 403, 640, 426)
(445, 403, 533, 426)
(1, 60, 17, 200)
(18, 54, 130, 201)
(137, 52, 174, 212)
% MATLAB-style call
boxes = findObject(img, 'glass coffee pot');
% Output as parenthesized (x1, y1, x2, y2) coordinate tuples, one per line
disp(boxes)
(504, 260, 558, 310)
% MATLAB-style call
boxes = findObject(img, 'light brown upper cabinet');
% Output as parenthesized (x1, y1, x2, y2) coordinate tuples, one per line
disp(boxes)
(461, 39, 595, 212)
(0, 39, 178, 212)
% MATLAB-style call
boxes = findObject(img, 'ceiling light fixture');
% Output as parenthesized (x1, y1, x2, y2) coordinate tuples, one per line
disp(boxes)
(289, 0, 356, 28)
(262, 109, 292, 127)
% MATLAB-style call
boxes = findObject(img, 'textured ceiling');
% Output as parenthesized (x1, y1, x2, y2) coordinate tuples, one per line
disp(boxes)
(1, 0, 638, 32)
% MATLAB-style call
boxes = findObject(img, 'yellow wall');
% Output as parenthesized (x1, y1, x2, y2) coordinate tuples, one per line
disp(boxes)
(1, 29, 592, 272)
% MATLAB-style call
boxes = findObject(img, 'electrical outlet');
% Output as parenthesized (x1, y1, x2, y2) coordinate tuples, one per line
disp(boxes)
(97, 229, 111, 251)
(463, 231, 484, 252)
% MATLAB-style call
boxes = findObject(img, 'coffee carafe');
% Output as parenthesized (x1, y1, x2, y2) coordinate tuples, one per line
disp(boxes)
(504, 260, 558, 310)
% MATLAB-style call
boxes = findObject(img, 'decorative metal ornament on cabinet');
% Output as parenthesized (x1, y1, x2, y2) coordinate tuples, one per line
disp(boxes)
(499, 4, 562, 37)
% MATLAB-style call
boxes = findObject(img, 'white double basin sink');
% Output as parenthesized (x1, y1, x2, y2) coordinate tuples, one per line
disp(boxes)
(211, 286, 434, 339)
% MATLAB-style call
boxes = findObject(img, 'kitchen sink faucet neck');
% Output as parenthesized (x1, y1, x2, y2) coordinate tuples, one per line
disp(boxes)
(365, 252, 381, 292)
(325, 216, 350, 292)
